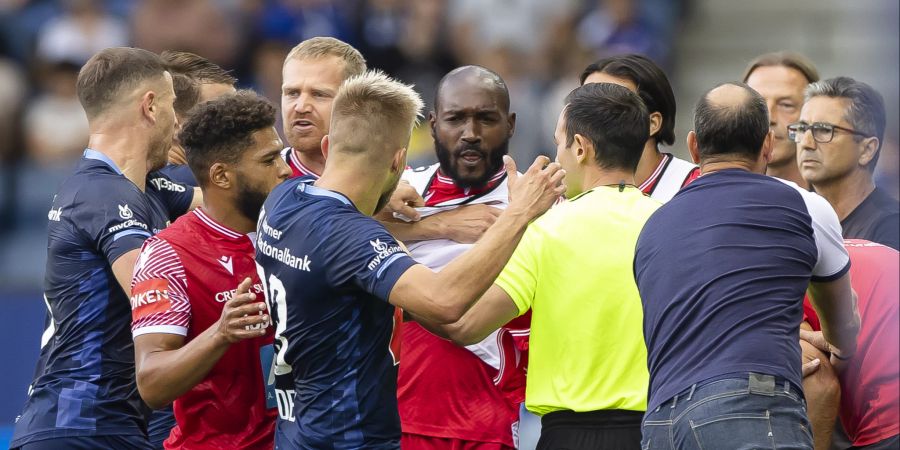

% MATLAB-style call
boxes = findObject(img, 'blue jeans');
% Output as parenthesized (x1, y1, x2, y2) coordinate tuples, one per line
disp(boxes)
(641, 373, 813, 450)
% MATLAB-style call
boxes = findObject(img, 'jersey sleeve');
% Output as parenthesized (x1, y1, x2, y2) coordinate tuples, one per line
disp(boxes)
(803, 191, 851, 281)
(130, 236, 192, 337)
(494, 223, 542, 316)
(328, 215, 417, 301)
(71, 183, 154, 265)
(147, 171, 194, 220)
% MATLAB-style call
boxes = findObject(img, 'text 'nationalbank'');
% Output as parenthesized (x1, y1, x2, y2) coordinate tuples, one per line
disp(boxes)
(257, 236, 312, 271)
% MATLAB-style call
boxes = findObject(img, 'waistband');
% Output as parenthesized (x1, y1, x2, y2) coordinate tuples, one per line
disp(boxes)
(654, 372, 803, 412)
(541, 409, 644, 429)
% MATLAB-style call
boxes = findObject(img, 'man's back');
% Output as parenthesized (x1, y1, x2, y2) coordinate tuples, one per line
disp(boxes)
(256, 177, 417, 449)
(635, 169, 849, 411)
(12, 153, 176, 446)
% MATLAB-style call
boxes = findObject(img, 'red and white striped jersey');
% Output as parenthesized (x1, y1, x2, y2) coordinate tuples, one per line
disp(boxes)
(130, 209, 276, 450)
(397, 163, 527, 447)
(639, 153, 701, 203)
(280, 147, 320, 179)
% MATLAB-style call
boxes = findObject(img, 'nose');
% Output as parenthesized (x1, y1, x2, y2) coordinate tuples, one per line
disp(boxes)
(276, 156, 291, 180)
(460, 118, 481, 144)
(797, 127, 817, 150)
(293, 93, 313, 114)
(766, 100, 777, 126)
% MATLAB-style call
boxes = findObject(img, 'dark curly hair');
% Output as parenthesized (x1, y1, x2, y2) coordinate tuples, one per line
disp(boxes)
(179, 90, 277, 186)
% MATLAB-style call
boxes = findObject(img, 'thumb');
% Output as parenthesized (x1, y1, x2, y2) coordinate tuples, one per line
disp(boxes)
(801, 358, 821, 377)
(504, 155, 518, 188)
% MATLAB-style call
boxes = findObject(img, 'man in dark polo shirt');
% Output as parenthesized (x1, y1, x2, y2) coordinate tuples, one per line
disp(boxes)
(791, 76, 899, 250)
(634, 82, 860, 450)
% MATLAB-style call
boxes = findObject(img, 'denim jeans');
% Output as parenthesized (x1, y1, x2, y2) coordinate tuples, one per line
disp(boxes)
(641, 373, 813, 450)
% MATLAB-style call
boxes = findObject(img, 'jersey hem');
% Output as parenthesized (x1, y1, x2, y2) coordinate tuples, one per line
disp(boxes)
(133, 324, 189, 337)
(811, 260, 851, 282)
(11, 427, 146, 447)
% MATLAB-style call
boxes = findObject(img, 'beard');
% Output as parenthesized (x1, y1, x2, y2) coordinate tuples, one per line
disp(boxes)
(435, 137, 509, 189)
(373, 168, 402, 216)
(235, 179, 270, 224)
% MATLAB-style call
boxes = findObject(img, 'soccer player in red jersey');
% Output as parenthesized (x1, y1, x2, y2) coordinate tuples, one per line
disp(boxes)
(130, 91, 290, 450)
(801, 240, 899, 450)
(394, 66, 527, 450)
(581, 55, 700, 202)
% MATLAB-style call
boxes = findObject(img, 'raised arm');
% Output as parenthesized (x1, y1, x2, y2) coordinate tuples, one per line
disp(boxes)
(388, 155, 564, 323)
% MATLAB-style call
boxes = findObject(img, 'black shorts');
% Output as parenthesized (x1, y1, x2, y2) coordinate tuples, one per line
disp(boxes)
(537, 409, 643, 450)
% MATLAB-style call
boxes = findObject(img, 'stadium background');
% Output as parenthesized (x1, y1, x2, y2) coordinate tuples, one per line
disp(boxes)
(0, 0, 896, 446)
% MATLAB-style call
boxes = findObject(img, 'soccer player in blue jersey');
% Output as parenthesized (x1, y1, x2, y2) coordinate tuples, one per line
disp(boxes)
(255, 70, 565, 449)
(11, 47, 190, 450)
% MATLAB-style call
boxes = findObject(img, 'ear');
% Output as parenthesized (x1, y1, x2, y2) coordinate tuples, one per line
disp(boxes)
(208, 162, 231, 189)
(141, 90, 158, 124)
(428, 111, 437, 139)
(858, 136, 880, 167)
(393, 147, 408, 173)
(761, 129, 775, 164)
(321, 135, 330, 159)
(573, 133, 590, 165)
(687, 131, 701, 164)
(507, 112, 517, 139)
(648, 111, 663, 138)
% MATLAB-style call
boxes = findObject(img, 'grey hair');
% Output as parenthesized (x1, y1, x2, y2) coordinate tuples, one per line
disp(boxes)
(805, 76, 885, 162)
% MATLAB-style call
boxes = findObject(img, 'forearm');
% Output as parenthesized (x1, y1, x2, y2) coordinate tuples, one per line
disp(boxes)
(801, 339, 840, 450)
(136, 328, 230, 409)
(808, 280, 859, 354)
(380, 217, 442, 243)
(425, 211, 528, 322)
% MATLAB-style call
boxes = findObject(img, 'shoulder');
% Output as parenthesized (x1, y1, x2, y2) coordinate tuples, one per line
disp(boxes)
(402, 163, 439, 190)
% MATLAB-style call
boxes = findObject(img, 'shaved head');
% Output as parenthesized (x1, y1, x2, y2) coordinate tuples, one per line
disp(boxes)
(435, 65, 510, 112)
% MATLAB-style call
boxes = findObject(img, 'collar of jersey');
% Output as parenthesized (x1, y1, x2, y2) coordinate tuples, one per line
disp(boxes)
(297, 180, 353, 206)
(193, 208, 245, 240)
(83, 148, 123, 175)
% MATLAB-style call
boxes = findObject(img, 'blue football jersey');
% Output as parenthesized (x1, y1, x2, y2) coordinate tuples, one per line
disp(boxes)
(11, 150, 190, 446)
(156, 163, 198, 188)
(256, 178, 416, 449)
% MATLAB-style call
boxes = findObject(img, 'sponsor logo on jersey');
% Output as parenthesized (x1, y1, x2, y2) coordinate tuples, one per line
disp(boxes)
(149, 177, 187, 193)
(47, 207, 63, 221)
(367, 238, 403, 271)
(218, 255, 234, 275)
(130, 278, 172, 320)
(108, 219, 150, 234)
(118, 204, 133, 219)
(257, 235, 312, 271)
(214, 282, 265, 303)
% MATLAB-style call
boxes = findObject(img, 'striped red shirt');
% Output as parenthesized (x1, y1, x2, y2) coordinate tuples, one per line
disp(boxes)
(130, 209, 275, 450)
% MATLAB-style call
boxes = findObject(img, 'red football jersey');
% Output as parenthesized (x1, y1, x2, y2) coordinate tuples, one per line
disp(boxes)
(281, 147, 320, 179)
(397, 165, 527, 447)
(803, 239, 899, 446)
(131, 209, 276, 450)
(639, 152, 700, 202)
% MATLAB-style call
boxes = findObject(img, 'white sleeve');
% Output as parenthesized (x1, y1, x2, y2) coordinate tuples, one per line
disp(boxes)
(801, 190, 851, 281)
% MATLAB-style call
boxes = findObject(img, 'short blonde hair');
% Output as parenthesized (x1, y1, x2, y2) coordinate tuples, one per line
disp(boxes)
(330, 70, 424, 155)
(284, 37, 366, 80)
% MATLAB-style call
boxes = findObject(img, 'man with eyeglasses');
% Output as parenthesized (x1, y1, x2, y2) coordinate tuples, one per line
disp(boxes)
(790, 76, 899, 250)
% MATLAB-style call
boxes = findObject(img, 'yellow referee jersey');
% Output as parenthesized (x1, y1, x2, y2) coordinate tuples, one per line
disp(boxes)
(495, 185, 660, 416)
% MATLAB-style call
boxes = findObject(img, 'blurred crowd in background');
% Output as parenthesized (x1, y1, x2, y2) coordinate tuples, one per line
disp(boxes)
(0, 0, 896, 290)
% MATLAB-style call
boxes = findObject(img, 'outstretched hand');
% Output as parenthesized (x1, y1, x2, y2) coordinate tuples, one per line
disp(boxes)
(505, 155, 566, 221)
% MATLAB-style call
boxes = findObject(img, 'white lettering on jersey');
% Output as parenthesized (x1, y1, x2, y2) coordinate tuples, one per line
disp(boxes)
(256, 235, 312, 271)
(149, 177, 187, 193)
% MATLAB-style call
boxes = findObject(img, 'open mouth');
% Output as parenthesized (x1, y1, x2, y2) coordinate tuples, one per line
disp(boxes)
(459, 149, 484, 165)
(292, 119, 315, 131)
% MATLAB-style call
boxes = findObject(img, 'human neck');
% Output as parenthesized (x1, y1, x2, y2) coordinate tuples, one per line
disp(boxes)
(766, 159, 808, 189)
(811, 172, 875, 221)
(200, 190, 256, 234)
(315, 160, 384, 216)
(582, 166, 637, 192)
(293, 147, 325, 176)
(634, 141, 664, 187)
(168, 145, 188, 166)
(87, 128, 152, 191)
(699, 156, 761, 176)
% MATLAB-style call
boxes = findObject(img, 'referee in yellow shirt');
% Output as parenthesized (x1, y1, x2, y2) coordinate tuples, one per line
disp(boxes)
(417, 82, 661, 449)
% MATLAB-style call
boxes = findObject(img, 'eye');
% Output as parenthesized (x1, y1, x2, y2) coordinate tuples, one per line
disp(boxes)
(777, 101, 796, 111)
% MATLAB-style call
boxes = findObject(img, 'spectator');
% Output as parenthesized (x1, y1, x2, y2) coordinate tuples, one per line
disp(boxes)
(23, 60, 88, 166)
(35, 0, 128, 65)
(132, 0, 239, 67)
